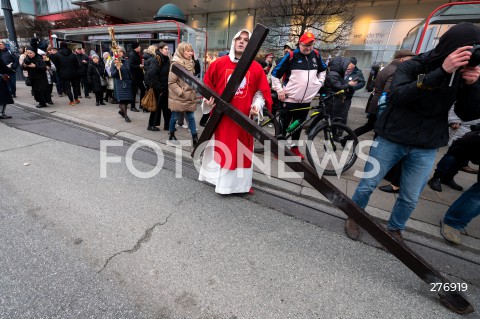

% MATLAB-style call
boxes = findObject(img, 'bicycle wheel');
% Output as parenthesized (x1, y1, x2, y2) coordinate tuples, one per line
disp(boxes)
(306, 122, 358, 176)
(253, 108, 279, 154)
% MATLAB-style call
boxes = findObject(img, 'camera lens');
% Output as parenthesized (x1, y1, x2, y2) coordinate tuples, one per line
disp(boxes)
(468, 44, 480, 67)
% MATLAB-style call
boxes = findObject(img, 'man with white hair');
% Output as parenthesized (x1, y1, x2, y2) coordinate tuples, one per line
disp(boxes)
(199, 29, 273, 194)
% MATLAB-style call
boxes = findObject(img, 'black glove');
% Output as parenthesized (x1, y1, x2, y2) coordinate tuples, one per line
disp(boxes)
(470, 123, 480, 131)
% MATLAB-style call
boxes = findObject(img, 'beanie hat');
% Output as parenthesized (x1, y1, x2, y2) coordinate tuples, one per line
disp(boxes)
(131, 41, 140, 50)
(60, 42, 68, 49)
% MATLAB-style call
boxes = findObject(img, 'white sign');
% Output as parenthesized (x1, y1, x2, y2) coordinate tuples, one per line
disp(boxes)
(88, 33, 152, 40)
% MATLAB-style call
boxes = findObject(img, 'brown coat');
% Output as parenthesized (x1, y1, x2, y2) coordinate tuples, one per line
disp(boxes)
(168, 58, 197, 112)
(366, 59, 400, 114)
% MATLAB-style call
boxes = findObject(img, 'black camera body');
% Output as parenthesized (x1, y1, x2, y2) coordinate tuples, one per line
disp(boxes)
(468, 44, 480, 67)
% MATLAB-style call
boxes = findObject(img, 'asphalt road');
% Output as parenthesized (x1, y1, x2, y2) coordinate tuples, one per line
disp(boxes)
(1, 106, 479, 318)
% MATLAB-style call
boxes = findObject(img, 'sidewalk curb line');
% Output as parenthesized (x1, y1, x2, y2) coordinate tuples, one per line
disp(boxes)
(12, 101, 480, 251)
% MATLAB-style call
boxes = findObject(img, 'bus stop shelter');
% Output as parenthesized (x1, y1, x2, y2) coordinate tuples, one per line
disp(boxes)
(50, 20, 207, 74)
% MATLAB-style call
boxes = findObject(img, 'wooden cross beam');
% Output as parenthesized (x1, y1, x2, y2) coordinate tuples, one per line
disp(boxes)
(171, 24, 474, 315)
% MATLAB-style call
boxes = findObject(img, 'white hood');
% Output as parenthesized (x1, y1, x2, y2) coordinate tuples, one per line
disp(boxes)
(228, 29, 252, 63)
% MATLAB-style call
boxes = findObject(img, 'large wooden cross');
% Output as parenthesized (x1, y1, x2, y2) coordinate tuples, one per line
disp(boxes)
(171, 24, 473, 315)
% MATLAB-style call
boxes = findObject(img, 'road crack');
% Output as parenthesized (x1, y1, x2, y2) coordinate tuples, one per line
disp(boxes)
(0, 140, 52, 153)
(98, 212, 174, 273)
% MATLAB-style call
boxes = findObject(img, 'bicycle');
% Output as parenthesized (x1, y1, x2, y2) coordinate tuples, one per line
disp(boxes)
(253, 90, 359, 176)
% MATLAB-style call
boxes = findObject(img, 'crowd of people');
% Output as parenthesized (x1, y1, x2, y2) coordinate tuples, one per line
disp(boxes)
(1, 23, 479, 245)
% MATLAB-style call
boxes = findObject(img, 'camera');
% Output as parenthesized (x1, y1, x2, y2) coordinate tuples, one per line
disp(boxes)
(467, 44, 480, 67)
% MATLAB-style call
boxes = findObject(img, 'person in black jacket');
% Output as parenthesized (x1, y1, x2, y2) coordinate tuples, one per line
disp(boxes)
(74, 47, 90, 99)
(0, 59, 14, 119)
(144, 42, 171, 130)
(49, 42, 80, 106)
(22, 47, 49, 108)
(333, 57, 365, 137)
(87, 53, 107, 106)
(345, 22, 480, 241)
(129, 41, 145, 112)
(0, 41, 18, 97)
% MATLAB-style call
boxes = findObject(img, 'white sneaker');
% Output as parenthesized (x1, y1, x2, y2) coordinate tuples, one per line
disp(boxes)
(182, 124, 188, 129)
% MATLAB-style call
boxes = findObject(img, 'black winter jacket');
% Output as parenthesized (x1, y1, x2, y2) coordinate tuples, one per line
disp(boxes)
(345, 66, 366, 98)
(375, 52, 480, 148)
(87, 62, 106, 93)
(0, 48, 18, 70)
(323, 57, 352, 95)
(144, 53, 170, 96)
(75, 53, 89, 76)
(50, 48, 79, 81)
(22, 54, 49, 92)
(128, 50, 144, 82)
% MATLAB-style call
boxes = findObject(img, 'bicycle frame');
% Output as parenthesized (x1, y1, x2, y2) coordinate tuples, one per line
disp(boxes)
(275, 92, 343, 141)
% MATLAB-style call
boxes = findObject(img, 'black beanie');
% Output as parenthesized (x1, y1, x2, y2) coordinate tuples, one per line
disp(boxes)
(60, 42, 68, 49)
(131, 41, 140, 50)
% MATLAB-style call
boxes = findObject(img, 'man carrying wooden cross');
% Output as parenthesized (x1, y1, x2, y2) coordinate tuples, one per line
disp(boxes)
(199, 29, 273, 194)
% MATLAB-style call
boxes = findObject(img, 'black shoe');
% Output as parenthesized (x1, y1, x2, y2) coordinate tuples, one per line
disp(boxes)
(0, 114, 12, 119)
(130, 108, 140, 112)
(379, 184, 399, 193)
(47, 101, 54, 105)
(124, 116, 131, 123)
(118, 110, 125, 118)
(85, 95, 91, 99)
(441, 178, 463, 191)
(168, 132, 179, 145)
(36, 104, 46, 108)
(199, 122, 206, 127)
(100, 102, 106, 105)
(96, 102, 99, 106)
(11, 94, 16, 98)
(143, 108, 149, 113)
(428, 177, 442, 192)
(192, 134, 199, 146)
(147, 126, 160, 131)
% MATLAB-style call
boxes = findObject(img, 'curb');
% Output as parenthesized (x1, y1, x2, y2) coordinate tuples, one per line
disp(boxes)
(11, 101, 480, 253)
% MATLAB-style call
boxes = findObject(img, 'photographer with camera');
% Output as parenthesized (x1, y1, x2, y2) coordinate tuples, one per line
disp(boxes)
(345, 22, 480, 241)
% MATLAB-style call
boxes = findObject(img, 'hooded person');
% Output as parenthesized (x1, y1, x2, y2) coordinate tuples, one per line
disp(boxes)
(345, 22, 480, 242)
(49, 42, 80, 105)
(199, 29, 273, 195)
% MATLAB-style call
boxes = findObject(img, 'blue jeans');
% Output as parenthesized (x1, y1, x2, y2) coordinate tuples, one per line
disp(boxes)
(443, 182, 480, 230)
(352, 136, 437, 230)
(169, 111, 197, 136)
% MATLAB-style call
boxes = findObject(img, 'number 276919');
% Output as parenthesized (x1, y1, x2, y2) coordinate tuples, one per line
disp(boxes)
(430, 283, 468, 292)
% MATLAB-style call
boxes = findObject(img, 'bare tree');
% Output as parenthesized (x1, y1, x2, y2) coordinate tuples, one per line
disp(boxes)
(52, 8, 113, 29)
(16, 16, 52, 39)
(257, 0, 356, 55)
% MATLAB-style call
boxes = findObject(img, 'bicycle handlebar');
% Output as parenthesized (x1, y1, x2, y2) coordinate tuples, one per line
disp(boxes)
(319, 90, 344, 101)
